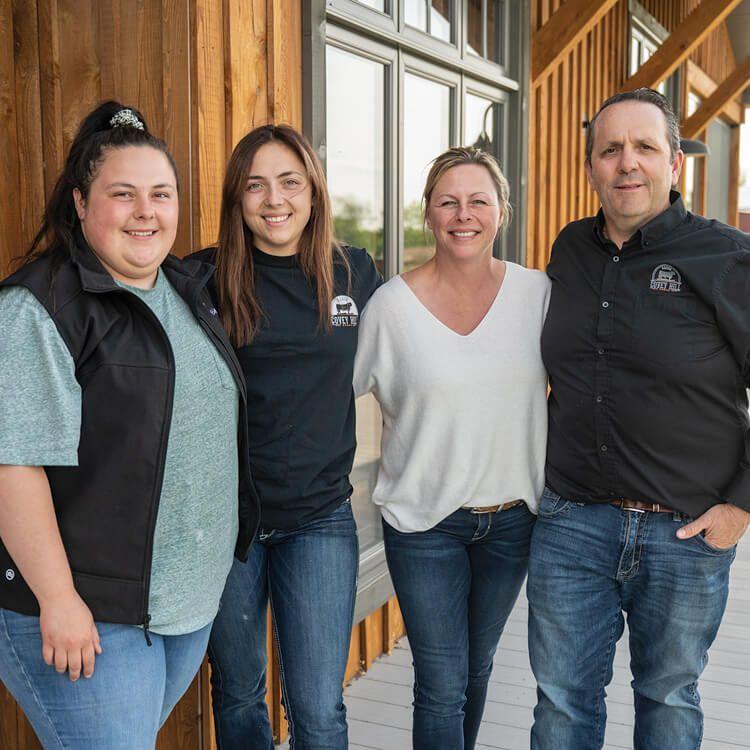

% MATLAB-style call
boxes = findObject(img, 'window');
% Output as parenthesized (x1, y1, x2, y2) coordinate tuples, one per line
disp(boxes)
(306, 0, 527, 619)
(628, 1, 668, 96)
(683, 92, 704, 214)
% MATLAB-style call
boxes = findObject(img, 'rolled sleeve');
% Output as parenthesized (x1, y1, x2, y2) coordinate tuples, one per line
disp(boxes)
(0, 286, 80, 466)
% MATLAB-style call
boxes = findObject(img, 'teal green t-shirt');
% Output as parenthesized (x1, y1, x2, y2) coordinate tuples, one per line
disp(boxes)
(0, 272, 240, 635)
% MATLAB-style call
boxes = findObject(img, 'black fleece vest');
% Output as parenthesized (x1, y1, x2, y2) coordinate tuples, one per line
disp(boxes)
(0, 244, 259, 625)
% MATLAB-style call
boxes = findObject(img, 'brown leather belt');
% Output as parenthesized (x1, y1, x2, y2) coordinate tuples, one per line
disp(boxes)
(610, 498, 675, 513)
(466, 500, 525, 514)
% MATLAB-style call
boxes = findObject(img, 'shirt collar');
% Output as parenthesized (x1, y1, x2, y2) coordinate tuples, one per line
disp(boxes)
(593, 190, 687, 247)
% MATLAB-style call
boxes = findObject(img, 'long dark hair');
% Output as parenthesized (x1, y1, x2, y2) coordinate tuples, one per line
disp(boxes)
(214, 124, 348, 348)
(19, 100, 178, 268)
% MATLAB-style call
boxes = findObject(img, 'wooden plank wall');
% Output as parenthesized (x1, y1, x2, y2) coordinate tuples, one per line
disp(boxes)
(0, 1, 406, 748)
(527, 0, 742, 271)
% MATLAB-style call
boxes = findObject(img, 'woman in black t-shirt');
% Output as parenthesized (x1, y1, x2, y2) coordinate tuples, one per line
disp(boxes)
(199, 125, 380, 750)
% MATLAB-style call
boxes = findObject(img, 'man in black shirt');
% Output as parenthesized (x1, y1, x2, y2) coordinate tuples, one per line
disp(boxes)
(529, 89, 750, 750)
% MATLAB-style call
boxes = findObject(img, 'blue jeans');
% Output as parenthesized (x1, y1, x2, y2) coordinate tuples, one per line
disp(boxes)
(208, 500, 358, 750)
(0, 610, 211, 749)
(383, 503, 535, 750)
(528, 487, 736, 750)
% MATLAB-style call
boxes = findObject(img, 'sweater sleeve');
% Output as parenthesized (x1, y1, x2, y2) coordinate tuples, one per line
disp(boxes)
(353, 284, 394, 400)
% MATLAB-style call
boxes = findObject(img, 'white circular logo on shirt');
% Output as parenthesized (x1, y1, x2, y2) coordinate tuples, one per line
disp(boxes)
(5, 569, 15, 581)
(331, 295, 359, 327)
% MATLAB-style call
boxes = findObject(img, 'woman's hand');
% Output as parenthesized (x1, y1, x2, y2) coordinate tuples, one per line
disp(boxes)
(39, 589, 102, 681)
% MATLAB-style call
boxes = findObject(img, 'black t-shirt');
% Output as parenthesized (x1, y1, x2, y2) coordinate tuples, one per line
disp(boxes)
(232, 245, 381, 529)
(542, 192, 750, 517)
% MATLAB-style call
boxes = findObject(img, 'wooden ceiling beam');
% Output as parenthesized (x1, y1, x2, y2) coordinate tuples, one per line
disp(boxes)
(682, 56, 750, 138)
(532, 0, 619, 86)
(624, 0, 743, 91)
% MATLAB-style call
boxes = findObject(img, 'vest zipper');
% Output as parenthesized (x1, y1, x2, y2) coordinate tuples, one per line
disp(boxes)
(143, 614, 153, 646)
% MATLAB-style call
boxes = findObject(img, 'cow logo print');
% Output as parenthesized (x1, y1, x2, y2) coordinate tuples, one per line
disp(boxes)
(331, 295, 359, 327)
(649, 264, 682, 293)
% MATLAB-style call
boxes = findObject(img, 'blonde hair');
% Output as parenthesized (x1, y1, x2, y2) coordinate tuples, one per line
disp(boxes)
(422, 147, 511, 233)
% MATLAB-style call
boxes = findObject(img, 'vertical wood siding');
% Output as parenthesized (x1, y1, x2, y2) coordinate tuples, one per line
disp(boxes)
(528, 0, 741, 271)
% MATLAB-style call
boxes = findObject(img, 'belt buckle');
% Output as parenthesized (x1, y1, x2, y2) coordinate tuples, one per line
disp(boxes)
(619, 499, 646, 513)
(469, 505, 500, 514)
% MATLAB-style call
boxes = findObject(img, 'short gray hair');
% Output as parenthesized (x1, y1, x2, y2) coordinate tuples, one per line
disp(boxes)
(585, 88, 680, 163)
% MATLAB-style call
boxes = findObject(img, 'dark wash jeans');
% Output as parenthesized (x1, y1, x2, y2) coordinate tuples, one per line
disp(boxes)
(208, 500, 358, 750)
(528, 487, 736, 750)
(383, 502, 535, 750)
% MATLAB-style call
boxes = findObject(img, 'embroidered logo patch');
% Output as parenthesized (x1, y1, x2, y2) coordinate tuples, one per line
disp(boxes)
(649, 264, 682, 293)
(331, 295, 359, 327)
(5, 569, 15, 581)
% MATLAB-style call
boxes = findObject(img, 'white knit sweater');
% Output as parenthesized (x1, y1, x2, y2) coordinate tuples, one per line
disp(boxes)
(354, 262, 551, 532)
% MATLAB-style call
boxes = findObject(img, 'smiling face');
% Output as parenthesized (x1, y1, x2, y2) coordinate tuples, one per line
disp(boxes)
(426, 163, 503, 260)
(241, 141, 313, 256)
(585, 100, 683, 245)
(73, 145, 178, 288)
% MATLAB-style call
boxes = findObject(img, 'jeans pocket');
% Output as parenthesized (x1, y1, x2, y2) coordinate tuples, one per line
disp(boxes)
(537, 487, 574, 519)
(692, 532, 737, 555)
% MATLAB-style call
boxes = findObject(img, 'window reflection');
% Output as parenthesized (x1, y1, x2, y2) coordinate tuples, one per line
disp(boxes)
(431, 0, 451, 42)
(486, 1, 504, 65)
(352, 394, 383, 553)
(465, 93, 496, 153)
(405, 0, 427, 31)
(403, 72, 451, 272)
(467, 0, 482, 56)
(326, 46, 385, 274)
(354, 0, 385, 11)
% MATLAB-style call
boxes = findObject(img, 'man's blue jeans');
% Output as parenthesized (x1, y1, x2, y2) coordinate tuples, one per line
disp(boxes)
(528, 487, 735, 750)
(208, 500, 358, 750)
(383, 502, 535, 750)
(0, 610, 211, 748)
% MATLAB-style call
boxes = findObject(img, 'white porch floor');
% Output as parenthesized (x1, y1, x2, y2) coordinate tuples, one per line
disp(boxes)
(341, 537, 750, 750)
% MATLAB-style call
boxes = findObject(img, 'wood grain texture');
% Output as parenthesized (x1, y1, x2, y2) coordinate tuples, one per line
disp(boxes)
(624, 0, 743, 91)
(225, 0, 268, 149)
(681, 56, 750, 137)
(532, 0, 619, 85)
(192, 0, 226, 247)
(686, 60, 743, 123)
(727, 123, 740, 228)
(267, 0, 302, 128)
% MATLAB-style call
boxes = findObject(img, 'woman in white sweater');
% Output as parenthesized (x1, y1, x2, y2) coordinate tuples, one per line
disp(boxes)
(354, 147, 550, 750)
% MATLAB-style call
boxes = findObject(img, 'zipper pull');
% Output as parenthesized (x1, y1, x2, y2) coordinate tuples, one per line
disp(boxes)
(143, 614, 153, 647)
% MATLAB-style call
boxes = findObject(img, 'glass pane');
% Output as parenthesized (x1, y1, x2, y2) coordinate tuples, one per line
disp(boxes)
(486, 1, 504, 65)
(430, 0, 451, 42)
(405, 0, 427, 31)
(688, 92, 701, 117)
(629, 36, 640, 76)
(465, 93, 495, 153)
(467, 0, 482, 56)
(351, 394, 383, 553)
(403, 72, 451, 272)
(326, 46, 385, 273)
(354, 0, 385, 10)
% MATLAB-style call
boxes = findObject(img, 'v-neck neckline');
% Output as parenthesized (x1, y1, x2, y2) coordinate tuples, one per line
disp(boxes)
(396, 262, 511, 339)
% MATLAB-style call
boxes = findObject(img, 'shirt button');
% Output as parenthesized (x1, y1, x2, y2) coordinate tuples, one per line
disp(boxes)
(596, 395, 603, 403)
(600, 445, 608, 452)
(613, 255, 620, 262)
(602, 301, 609, 308)
(597, 348, 605, 355)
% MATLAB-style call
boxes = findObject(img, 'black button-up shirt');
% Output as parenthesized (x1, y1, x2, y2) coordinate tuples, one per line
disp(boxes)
(542, 192, 750, 517)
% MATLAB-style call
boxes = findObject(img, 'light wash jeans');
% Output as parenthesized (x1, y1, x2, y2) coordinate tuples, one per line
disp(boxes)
(383, 502, 535, 750)
(207, 499, 358, 750)
(528, 486, 735, 750)
(0, 610, 211, 749)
